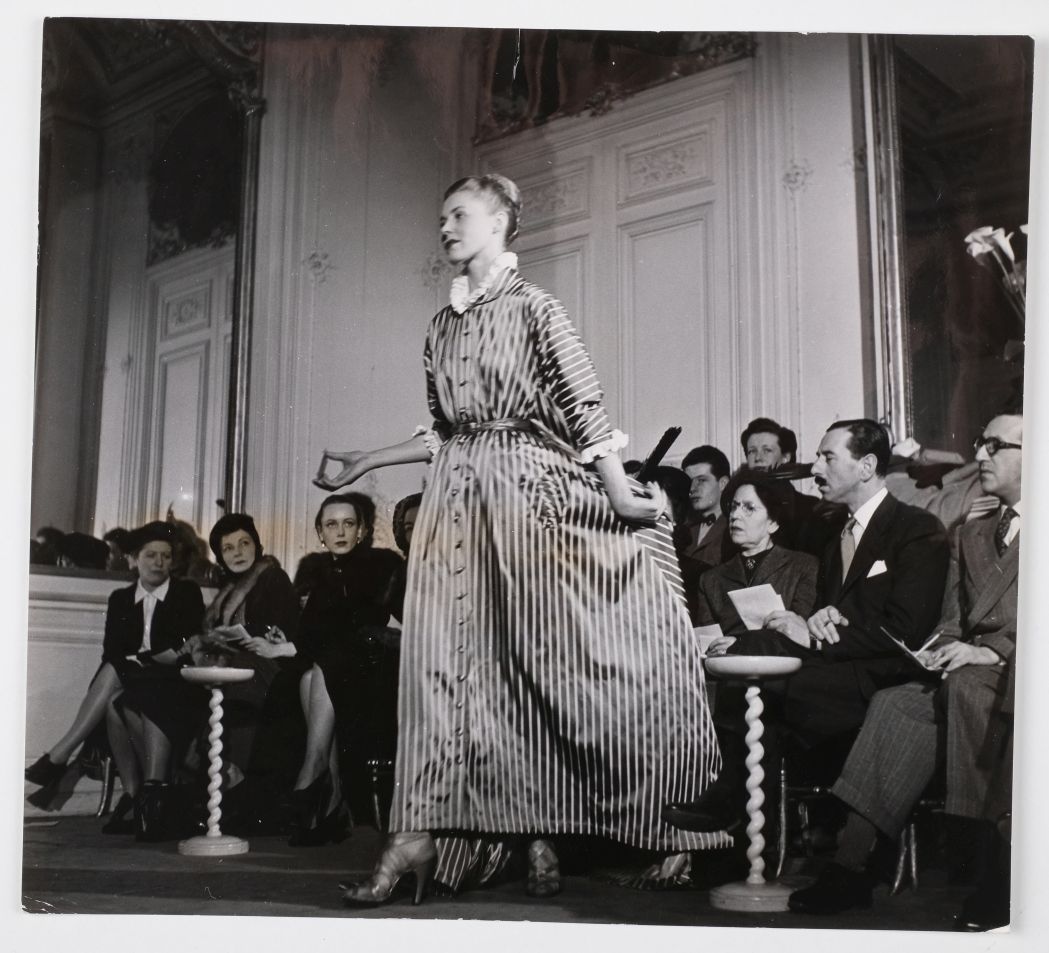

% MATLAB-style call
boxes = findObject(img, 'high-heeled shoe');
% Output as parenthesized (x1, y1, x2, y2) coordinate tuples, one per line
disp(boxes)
(525, 838, 562, 898)
(26, 777, 63, 810)
(25, 753, 66, 788)
(290, 800, 351, 846)
(341, 832, 437, 907)
(288, 771, 351, 846)
(101, 792, 135, 835)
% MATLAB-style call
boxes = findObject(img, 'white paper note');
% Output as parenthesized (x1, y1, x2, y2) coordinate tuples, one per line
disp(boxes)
(727, 584, 785, 630)
(694, 623, 725, 656)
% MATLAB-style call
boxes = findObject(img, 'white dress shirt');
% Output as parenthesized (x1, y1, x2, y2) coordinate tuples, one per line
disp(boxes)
(134, 577, 170, 652)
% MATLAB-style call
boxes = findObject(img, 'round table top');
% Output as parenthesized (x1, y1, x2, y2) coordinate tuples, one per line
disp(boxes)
(704, 655, 802, 679)
(180, 666, 255, 685)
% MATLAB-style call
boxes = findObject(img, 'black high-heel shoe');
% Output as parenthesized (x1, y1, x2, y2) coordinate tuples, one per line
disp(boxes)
(342, 832, 437, 906)
(288, 772, 351, 846)
(26, 777, 63, 810)
(101, 792, 136, 835)
(25, 754, 66, 788)
(290, 800, 351, 846)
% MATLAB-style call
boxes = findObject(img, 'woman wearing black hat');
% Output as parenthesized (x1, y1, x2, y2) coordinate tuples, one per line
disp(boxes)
(114, 513, 301, 838)
(25, 521, 205, 815)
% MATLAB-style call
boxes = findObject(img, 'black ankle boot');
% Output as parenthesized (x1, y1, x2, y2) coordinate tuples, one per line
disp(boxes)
(25, 754, 67, 788)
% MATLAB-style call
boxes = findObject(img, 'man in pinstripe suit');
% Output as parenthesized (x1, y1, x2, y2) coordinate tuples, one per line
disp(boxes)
(788, 413, 1021, 926)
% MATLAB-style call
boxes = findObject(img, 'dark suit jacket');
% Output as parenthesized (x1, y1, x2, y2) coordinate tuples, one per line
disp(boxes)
(820, 491, 950, 663)
(678, 515, 735, 623)
(101, 578, 205, 664)
(784, 486, 848, 559)
(696, 546, 819, 637)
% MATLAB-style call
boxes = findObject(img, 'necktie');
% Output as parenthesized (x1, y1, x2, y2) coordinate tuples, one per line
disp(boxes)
(994, 507, 1016, 557)
(840, 517, 857, 579)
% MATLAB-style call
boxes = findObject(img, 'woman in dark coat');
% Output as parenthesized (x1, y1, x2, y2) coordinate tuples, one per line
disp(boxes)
(698, 473, 819, 650)
(25, 521, 204, 817)
(290, 493, 404, 845)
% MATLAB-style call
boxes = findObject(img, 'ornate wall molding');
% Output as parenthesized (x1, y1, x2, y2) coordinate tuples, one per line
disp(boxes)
(418, 251, 455, 291)
(518, 162, 591, 232)
(304, 249, 336, 285)
(782, 158, 813, 193)
(620, 128, 713, 204)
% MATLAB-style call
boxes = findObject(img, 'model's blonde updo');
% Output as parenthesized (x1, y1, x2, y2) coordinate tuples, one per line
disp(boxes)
(444, 173, 522, 245)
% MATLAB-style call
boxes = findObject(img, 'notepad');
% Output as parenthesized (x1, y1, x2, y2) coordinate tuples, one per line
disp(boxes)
(727, 584, 785, 631)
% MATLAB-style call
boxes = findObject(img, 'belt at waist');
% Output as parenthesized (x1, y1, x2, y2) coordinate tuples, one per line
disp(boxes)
(450, 418, 537, 436)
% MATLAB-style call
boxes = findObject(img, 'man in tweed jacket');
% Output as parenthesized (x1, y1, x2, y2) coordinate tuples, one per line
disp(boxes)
(789, 413, 1021, 927)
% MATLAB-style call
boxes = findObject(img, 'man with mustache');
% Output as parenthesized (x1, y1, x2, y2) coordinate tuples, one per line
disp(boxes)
(664, 419, 950, 842)
(788, 413, 1021, 928)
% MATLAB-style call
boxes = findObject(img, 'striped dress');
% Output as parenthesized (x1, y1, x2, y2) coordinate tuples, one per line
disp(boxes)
(389, 264, 729, 879)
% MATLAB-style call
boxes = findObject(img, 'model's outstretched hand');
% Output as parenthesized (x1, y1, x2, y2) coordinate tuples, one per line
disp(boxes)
(314, 450, 370, 490)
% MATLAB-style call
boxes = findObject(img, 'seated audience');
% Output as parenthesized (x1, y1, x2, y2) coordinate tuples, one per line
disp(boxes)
(25, 521, 204, 817)
(696, 473, 818, 643)
(110, 513, 300, 839)
(166, 510, 223, 587)
(885, 438, 996, 541)
(788, 413, 1021, 931)
(31, 526, 64, 566)
(102, 528, 133, 572)
(291, 493, 404, 844)
(678, 445, 734, 622)
(57, 531, 111, 570)
(739, 415, 845, 556)
(664, 419, 950, 839)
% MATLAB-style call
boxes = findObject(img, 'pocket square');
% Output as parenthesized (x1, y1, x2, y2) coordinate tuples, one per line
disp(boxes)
(867, 559, 888, 578)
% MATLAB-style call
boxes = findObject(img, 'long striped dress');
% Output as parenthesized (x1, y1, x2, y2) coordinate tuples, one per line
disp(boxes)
(389, 264, 729, 884)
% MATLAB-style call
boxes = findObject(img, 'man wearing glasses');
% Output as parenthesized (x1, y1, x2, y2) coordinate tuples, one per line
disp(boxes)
(787, 413, 1021, 929)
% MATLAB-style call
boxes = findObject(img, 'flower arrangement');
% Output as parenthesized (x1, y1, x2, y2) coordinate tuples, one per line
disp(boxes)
(963, 225, 1028, 322)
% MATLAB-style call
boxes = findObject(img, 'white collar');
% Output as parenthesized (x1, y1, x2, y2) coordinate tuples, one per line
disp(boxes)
(135, 577, 170, 604)
(449, 252, 518, 314)
(1001, 499, 1022, 517)
(850, 486, 889, 530)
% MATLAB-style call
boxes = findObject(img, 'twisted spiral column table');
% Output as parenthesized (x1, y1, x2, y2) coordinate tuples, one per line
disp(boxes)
(705, 655, 802, 912)
(177, 666, 254, 857)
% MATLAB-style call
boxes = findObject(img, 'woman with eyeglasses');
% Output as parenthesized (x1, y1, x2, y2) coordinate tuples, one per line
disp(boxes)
(701, 473, 819, 657)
